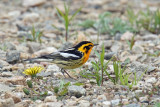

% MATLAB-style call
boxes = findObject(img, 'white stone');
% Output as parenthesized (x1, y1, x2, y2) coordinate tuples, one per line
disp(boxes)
(23, 0, 46, 7)
(8, 11, 20, 18)
(46, 65, 59, 72)
(23, 13, 40, 23)
(47, 91, 54, 96)
(111, 99, 120, 106)
(122, 99, 129, 105)
(0, 84, 14, 92)
(142, 34, 158, 41)
(66, 100, 77, 106)
(45, 102, 63, 107)
(121, 31, 134, 40)
(132, 45, 144, 54)
(1, 72, 14, 77)
(44, 96, 57, 102)
(111, 42, 122, 52)
(135, 90, 143, 95)
(68, 85, 86, 97)
(0, 98, 15, 107)
(96, 102, 102, 106)
(103, 101, 111, 106)
(35, 100, 42, 103)
(97, 95, 107, 101)
(139, 96, 148, 102)
(14, 92, 24, 99)
(78, 100, 90, 107)
(44, 33, 56, 38)
(146, 77, 156, 83)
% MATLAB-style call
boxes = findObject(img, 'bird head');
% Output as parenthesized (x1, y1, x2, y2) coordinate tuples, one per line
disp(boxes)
(74, 41, 98, 54)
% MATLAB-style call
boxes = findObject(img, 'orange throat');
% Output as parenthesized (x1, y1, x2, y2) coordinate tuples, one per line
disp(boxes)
(83, 47, 93, 64)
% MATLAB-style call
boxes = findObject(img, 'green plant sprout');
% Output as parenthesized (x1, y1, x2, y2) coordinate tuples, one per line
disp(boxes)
(80, 45, 145, 89)
(54, 3, 82, 41)
(127, 35, 135, 50)
(54, 80, 71, 100)
(23, 66, 48, 101)
(127, 8, 160, 34)
(27, 25, 43, 43)
(112, 61, 147, 89)
(78, 19, 95, 29)
(79, 12, 136, 38)
(91, 44, 113, 86)
(0, 45, 7, 51)
(144, 50, 160, 57)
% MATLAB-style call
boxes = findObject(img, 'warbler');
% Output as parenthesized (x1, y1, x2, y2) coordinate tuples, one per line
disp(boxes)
(25, 41, 98, 78)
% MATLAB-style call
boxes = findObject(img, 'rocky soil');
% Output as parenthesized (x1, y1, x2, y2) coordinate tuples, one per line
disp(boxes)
(0, 0, 160, 107)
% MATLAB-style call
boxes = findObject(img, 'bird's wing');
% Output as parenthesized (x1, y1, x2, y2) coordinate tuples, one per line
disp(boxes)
(24, 48, 83, 62)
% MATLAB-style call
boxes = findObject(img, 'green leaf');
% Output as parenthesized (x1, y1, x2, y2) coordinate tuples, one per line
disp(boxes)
(73, 82, 84, 86)
(64, 3, 69, 17)
(52, 24, 61, 31)
(104, 56, 114, 71)
(99, 12, 111, 19)
(37, 31, 43, 43)
(78, 19, 95, 28)
(56, 7, 65, 19)
(31, 25, 36, 41)
(113, 61, 118, 82)
(27, 80, 32, 88)
(23, 88, 30, 95)
(56, 10, 64, 22)
(124, 58, 130, 65)
(54, 87, 59, 94)
(40, 91, 48, 96)
(95, 50, 100, 59)
(59, 80, 65, 91)
(31, 96, 38, 101)
(104, 70, 114, 84)
(91, 61, 100, 71)
(100, 44, 105, 67)
(64, 82, 71, 87)
(59, 88, 68, 96)
(154, 102, 160, 107)
(64, 15, 69, 31)
(37, 76, 43, 80)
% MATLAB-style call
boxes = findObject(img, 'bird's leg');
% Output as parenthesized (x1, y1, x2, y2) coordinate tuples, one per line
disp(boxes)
(60, 69, 66, 78)
(61, 69, 74, 79)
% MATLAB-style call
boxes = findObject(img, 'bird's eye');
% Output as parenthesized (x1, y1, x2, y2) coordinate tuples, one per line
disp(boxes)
(83, 46, 90, 50)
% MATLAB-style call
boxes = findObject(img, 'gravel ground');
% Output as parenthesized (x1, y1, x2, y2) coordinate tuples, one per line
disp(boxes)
(0, 0, 160, 107)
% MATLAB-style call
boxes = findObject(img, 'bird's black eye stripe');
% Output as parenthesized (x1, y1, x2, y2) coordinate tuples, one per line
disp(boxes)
(83, 45, 92, 50)
(88, 45, 92, 47)
(83, 46, 89, 50)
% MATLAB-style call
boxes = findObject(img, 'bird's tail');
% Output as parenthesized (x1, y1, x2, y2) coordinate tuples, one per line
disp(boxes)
(23, 56, 53, 63)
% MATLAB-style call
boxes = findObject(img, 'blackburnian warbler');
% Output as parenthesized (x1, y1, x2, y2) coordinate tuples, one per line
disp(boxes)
(25, 41, 98, 78)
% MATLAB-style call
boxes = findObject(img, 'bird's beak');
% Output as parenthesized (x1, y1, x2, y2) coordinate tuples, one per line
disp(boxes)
(93, 44, 98, 46)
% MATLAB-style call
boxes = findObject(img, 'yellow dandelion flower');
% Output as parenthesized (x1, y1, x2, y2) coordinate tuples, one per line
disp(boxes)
(23, 66, 44, 77)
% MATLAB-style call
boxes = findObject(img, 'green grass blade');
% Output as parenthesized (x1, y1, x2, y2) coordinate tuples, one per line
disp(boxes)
(69, 6, 82, 22)
(104, 70, 115, 84)
(31, 25, 36, 41)
(64, 15, 69, 31)
(91, 61, 100, 71)
(95, 50, 100, 59)
(100, 44, 105, 68)
(38, 31, 43, 43)
(64, 3, 69, 16)
(56, 7, 65, 19)
(113, 61, 119, 83)
(78, 19, 95, 28)
(52, 24, 62, 31)
(56, 10, 64, 22)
